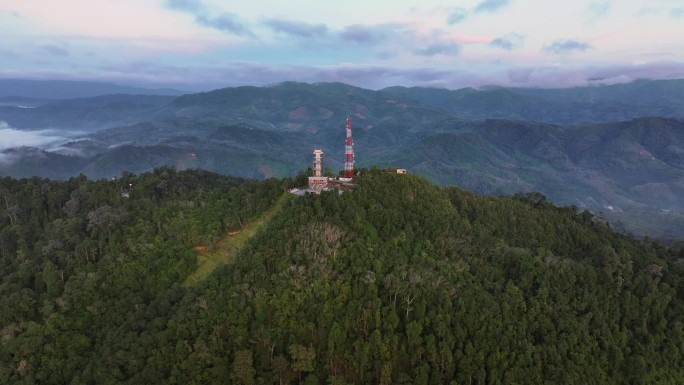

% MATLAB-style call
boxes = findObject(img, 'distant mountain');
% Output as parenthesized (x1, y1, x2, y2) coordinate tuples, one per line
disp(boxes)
(2, 79, 684, 240)
(0, 79, 184, 100)
(161, 81, 447, 132)
(0, 94, 176, 130)
(515, 78, 684, 107)
(382, 79, 684, 124)
(4, 79, 684, 130)
(0, 96, 52, 107)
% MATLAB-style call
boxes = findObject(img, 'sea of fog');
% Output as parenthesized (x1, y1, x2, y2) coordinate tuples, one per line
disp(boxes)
(0, 121, 84, 163)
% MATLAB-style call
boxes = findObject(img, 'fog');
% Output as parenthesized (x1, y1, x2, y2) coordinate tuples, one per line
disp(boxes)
(0, 121, 70, 163)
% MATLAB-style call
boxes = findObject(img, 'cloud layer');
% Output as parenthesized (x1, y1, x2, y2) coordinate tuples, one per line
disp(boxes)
(0, 0, 683, 90)
(475, 0, 510, 14)
(447, 0, 510, 24)
(587, 1, 611, 18)
(490, 33, 524, 50)
(264, 19, 328, 38)
(42, 44, 69, 57)
(543, 39, 591, 54)
(0, 122, 67, 151)
(39, 59, 681, 91)
(0, 121, 73, 163)
(165, 0, 253, 36)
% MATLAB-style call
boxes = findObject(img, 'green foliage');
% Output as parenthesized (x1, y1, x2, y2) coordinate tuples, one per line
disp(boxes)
(0, 169, 681, 384)
(184, 192, 291, 285)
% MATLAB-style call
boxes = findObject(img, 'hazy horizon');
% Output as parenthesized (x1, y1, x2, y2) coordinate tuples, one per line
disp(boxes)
(1, 0, 683, 91)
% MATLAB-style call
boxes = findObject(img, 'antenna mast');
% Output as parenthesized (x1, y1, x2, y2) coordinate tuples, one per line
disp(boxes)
(344, 117, 354, 178)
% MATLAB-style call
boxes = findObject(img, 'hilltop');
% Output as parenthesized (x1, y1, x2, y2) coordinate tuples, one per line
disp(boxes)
(1, 80, 684, 240)
(0, 169, 681, 384)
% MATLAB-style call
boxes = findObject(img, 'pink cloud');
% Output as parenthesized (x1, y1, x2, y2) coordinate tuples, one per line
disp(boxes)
(451, 35, 495, 44)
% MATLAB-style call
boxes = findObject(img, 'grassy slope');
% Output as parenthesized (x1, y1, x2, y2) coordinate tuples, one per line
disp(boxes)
(184, 193, 291, 286)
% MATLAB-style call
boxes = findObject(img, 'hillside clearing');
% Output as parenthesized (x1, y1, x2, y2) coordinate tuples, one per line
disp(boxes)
(184, 193, 291, 286)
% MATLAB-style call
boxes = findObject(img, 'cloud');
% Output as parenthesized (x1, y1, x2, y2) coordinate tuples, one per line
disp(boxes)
(413, 43, 460, 57)
(587, 1, 611, 18)
(164, 0, 253, 36)
(10, 59, 684, 92)
(0, 122, 86, 164)
(543, 39, 591, 54)
(401, 68, 454, 83)
(377, 51, 397, 60)
(0, 49, 17, 58)
(90, 60, 464, 90)
(263, 19, 328, 38)
(340, 24, 389, 45)
(474, 0, 510, 14)
(583, 62, 684, 84)
(0, 122, 67, 151)
(507, 68, 534, 84)
(325, 66, 456, 87)
(499, 61, 684, 88)
(164, 0, 203, 12)
(447, 1, 508, 24)
(42, 44, 70, 57)
(195, 13, 253, 36)
(447, 8, 468, 24)
(490, 33, 524, 50)
(635, 5, 684, 18)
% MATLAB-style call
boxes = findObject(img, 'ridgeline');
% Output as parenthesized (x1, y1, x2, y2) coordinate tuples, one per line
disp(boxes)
(0, 168, 681, 384)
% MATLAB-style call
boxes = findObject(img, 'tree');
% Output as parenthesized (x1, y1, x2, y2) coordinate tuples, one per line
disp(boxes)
(232, 350, 255, 385)
(289, 344, 316, 380)
(5, 204, 19, 226)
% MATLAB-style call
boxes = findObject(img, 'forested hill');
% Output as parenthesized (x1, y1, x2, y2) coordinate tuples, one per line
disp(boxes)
(4, 80, 684, 241)
(1, 169, 682, 384)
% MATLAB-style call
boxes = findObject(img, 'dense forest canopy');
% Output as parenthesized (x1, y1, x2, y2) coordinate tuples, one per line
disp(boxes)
(0, 168, 682, 384)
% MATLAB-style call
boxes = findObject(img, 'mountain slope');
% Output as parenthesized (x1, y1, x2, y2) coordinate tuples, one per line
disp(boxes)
(0, 169, 681, 384)
(392, 117, 684, 241)
(184, 192, 291, 286)
(2, 80, 684, 240)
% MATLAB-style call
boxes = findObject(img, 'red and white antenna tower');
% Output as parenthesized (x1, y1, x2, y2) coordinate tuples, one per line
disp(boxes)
(344, 117, 354, 178)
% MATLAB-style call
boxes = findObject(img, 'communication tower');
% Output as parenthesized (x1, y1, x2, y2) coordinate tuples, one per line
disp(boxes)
(313, 149, 323, 177)
(308, 149, 328, 189)
(344, 117, 354, 178)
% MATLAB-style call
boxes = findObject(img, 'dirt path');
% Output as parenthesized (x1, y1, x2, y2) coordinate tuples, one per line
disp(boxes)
(184, 193, 290, 286)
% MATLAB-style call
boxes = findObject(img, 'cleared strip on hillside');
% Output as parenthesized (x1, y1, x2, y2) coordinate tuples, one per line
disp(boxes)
(184, 193, 290, 286)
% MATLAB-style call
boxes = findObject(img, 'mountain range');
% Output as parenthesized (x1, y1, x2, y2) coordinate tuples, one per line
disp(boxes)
(1, 78, 684, 240)
(0, 79, 183, 100)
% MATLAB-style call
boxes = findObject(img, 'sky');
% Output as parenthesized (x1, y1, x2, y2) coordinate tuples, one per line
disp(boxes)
(1, 0, 683, 90)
